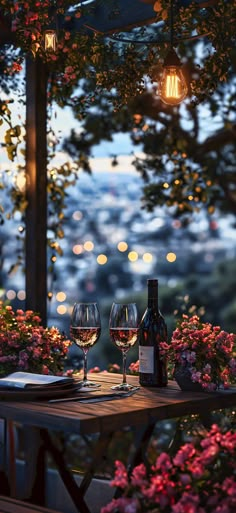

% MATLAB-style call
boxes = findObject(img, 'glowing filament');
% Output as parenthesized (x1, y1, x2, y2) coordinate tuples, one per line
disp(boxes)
(159, 67, 187, 105)
(44, 30, 57, 52)
(165, 71, 181, 98)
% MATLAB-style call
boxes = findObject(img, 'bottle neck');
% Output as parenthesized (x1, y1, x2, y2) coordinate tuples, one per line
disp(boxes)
(147, 280, 158, 310)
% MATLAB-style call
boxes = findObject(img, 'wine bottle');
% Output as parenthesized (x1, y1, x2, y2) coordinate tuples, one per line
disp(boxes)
(139, 279, 168, 387)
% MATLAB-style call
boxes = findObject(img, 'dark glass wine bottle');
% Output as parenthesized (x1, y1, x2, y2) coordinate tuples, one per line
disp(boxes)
(139, 279, 168, 387)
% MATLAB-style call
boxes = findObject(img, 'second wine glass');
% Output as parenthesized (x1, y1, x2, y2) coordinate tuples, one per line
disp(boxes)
(109, 302, 139, 391)
(70, 302, 101, 388)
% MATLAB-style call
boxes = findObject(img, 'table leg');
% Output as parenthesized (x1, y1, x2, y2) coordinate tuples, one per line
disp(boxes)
(0, 420, 10, 496)
(78, 432, 114, 496)
(23, 427, 46, 505)
(167, 419, 184, 455)
(40, 429, 114, 513)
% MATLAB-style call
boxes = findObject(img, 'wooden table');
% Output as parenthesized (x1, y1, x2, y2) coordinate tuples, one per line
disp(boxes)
(1, 373, 236, 513)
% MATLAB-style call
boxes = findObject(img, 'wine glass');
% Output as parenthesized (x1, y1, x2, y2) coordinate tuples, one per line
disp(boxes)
(109, 302, 139, 391)
(70, 302, 101, 388)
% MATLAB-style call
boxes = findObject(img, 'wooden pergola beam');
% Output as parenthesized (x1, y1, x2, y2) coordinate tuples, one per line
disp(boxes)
(25, 57, 48, 326)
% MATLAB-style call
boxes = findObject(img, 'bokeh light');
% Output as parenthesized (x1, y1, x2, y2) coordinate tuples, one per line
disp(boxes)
(57, 305, 67, 315)
(84, 240, 94, 251)
(72, 210, 83, 221)
(166, 252, 177, 262)
(73, 244, 83, 255)
(56, 291, 66, 302)
(117, 241, 128, 252)
(143, 252, 153, 263)
(17, 290, 26, 300)
(128, 251, 138, 262)
(6, 290, 16, 300)
(97, 254, 108, 265)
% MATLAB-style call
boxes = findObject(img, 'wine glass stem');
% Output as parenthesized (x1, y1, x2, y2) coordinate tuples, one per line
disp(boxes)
(83, 349, 89, 382)
(122, 351, 127, 385)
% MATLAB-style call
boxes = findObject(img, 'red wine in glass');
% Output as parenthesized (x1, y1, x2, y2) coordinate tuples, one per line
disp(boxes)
(70, 302, 101, 388)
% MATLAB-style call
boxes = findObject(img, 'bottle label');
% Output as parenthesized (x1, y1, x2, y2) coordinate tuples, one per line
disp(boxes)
(139, 346, 154, 373)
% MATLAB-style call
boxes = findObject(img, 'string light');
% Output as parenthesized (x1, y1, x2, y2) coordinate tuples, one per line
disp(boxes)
(43, 29, 58, 52)
(158, 0, 188, 105)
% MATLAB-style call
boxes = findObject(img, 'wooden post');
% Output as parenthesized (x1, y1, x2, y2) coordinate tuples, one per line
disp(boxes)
(25, 57, 48, 326)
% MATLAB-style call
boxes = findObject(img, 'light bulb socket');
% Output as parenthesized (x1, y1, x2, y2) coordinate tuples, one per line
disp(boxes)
(163, 48, 182, 68)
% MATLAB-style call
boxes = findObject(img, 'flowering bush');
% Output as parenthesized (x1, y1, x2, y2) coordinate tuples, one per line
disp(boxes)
(0, 302, 71, 376)
(102, 424, 236, 513)
(161, 314, 236, 391)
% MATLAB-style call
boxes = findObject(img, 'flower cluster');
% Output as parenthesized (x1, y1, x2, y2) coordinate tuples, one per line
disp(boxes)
(161, 314, 236, 391)
(102, 424, 236, 513)
(0, 302, 71, 376)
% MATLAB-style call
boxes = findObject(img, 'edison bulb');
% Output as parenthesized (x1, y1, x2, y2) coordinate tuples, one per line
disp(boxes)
(158, 49, 188, 106)
(43, 30, 58, 52)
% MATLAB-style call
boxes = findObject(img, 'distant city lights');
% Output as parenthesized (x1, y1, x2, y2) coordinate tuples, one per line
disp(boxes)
(57, 305, 67, 315)
(73, 244, 83, 255)
(128, 251, 138, 262)
(143, 252, 153, 263)
(17, 290, 26, 300)
(117, 241, 128, 252)
(6, 289, 26, 301)
(56, 291, 67, 302)
(72, 210, 83, 221)
(84, 240, 94, 251)
(97, 254, 108, 265)
(166, 252, 177, 262)
(6, 290, 16, 300)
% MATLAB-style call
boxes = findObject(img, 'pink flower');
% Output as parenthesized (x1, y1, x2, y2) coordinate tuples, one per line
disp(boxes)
(128, 360, 139, 374)
(103, 423, 236, 513)
(111, 461, 128, 489)
(186, 351, 196, 363)
(174, 443, 196, 466)
(0, 301, 71, 376)
(165, 313, 236, 391)
(172, 492, 202, 513)
(101, 498, 139, 513)
(131, 463, 148, 487)
(155, 452, 172, 471)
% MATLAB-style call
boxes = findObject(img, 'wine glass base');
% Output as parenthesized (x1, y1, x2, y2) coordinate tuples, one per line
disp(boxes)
(111, 383, 137, 391)
(78, 380, 101, 388)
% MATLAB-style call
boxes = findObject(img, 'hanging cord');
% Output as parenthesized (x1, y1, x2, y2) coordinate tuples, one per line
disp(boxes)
(170, 0, 174, 47)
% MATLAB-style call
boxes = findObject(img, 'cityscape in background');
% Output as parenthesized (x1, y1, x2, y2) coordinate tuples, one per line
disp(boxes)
(1, 167, 236, 310)
(1, 167, 236, 370)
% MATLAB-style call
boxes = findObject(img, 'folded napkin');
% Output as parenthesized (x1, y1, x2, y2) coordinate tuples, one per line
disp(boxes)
(0, 371, 75, 390)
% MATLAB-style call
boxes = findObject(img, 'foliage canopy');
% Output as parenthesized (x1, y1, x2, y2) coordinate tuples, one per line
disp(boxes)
(0, 0, 235, 259)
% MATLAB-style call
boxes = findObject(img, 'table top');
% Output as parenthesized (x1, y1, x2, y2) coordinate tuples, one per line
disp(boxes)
(0, 373, 236, 435)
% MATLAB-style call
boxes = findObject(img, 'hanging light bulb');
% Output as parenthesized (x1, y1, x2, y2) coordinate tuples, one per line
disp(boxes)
(158, 47, 188, 105)
(43, 29, 58, 52)
(158, 0, 188, 106)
